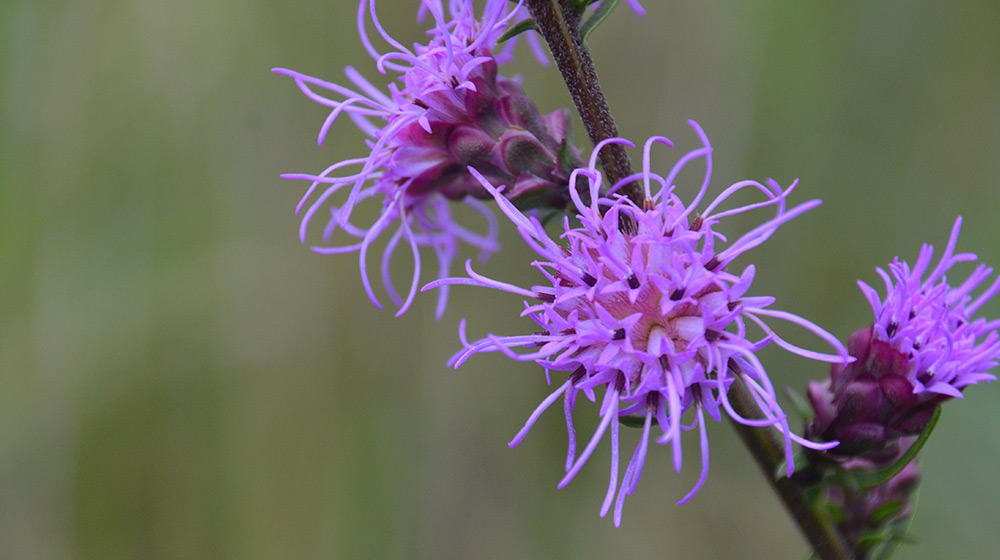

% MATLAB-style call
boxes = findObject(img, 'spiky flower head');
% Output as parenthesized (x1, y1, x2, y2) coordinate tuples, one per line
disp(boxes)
(808, 217, 1000, 459)
(426, 121, 849, 525)
(274, 0, 580, 317)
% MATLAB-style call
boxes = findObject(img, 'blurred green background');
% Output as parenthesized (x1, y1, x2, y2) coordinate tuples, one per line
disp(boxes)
(1, 1, 998, 558)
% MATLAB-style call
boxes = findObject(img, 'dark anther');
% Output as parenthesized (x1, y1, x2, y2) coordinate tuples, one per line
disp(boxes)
(450, 76, 460, 88)
(669, 288, 685, 301)
(704, 256, 721, 271)
(728, 300, 740, 311)
(535, 292, 555, 303)
(613, 328, 626, 341)
(690, 214, 704, 231)
(627, 274, 640, 290)
(412, 99, 429, 109)
(663, 227, 674, 237)
(887, 321, 899, 337)
(909, 310, 916, 320)
(613, 371, 627, 392)
(727, 357, 743, 374)
(658, 355, 670, 371)
(531, 332, 549, 347)
(704, 329, 723, 342)
(570, 365, 587, 383)
(581, 272, 597, 287)
(913, 341, 922, 350)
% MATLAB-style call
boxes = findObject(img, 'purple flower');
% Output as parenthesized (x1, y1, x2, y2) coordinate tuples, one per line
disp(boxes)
(274, 0, 576, 317)
(426, 121, 848, 525)
(860, 217, 1000, 396)
(808, 217, 1000, 457)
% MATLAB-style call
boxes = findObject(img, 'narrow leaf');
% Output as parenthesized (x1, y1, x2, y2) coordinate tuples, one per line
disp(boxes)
(498, 19, 537, 44)
(619, 414, 645, 428)
(580, 0, 620, 43)
(558, 139, 576, 175)
(784, 386, 814, 424)
(868, 500, 904, 526)
(872, 486, 922, 560)
(853, 407, 941, 489)
(569, 0, 601, 14)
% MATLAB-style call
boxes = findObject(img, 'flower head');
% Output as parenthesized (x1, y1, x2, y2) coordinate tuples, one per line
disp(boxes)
(426, 121, 848, 525)
(808, 217, 1000, 458)
(275, 0, 578, 317)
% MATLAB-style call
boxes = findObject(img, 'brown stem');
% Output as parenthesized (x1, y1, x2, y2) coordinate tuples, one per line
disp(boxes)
(524, 0, 641, 205)
(727, 380, 856, 560)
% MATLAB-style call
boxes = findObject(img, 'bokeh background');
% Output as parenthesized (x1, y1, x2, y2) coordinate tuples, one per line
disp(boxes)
(2, 1, 998, 558)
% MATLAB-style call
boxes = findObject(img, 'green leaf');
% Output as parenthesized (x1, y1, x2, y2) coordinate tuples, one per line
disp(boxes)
(568, 0, 601, 14)
(868, 500, 905, 526)
(872, 530, 918, 560)
(773, 447, 808, 480)
(498, 19, 537, 44)
(852, 407, 941, 489)
(510, 187, 555, 212)
(558, 138, 582, 176)
(784, 386, 814, 424)
(619, 414, 645, 428)
(872, 487, 922, 560)
(580, 0, 620, 43)
(857, 532, 891, 550)
(823, 500, 847, 525)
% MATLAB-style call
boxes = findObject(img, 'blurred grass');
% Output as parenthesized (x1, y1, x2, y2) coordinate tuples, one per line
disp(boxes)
(1, 0, 998, 558)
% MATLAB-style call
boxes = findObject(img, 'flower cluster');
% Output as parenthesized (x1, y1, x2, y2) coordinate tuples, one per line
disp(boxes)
(273, 0, 1000, 547)
(801, 218, 1000, 554)
(275, 0, 581, 317)
(426, 122, 849, 524)
(807, 217, 1000, 459)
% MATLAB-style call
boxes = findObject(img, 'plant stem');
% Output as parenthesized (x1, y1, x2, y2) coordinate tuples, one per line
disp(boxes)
(728, 380, 856, 560)
(524, 0, 641, 205)
(526, 3, 859, 556)
(527, 4, 856, 555)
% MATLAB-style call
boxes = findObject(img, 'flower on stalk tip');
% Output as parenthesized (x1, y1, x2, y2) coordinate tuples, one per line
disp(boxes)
(274, 0, 580, 317)
(425, 121, 849, 525)
(808, 217, 1000, 459)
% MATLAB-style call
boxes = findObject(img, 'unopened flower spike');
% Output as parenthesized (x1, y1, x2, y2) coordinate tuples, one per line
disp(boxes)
(274, 0, 581, 317)
(425, 121, 850, 525)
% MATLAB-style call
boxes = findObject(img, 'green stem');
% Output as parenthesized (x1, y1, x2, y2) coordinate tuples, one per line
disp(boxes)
(728, 380, 856, 560)
(524, 0, 641, 205)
